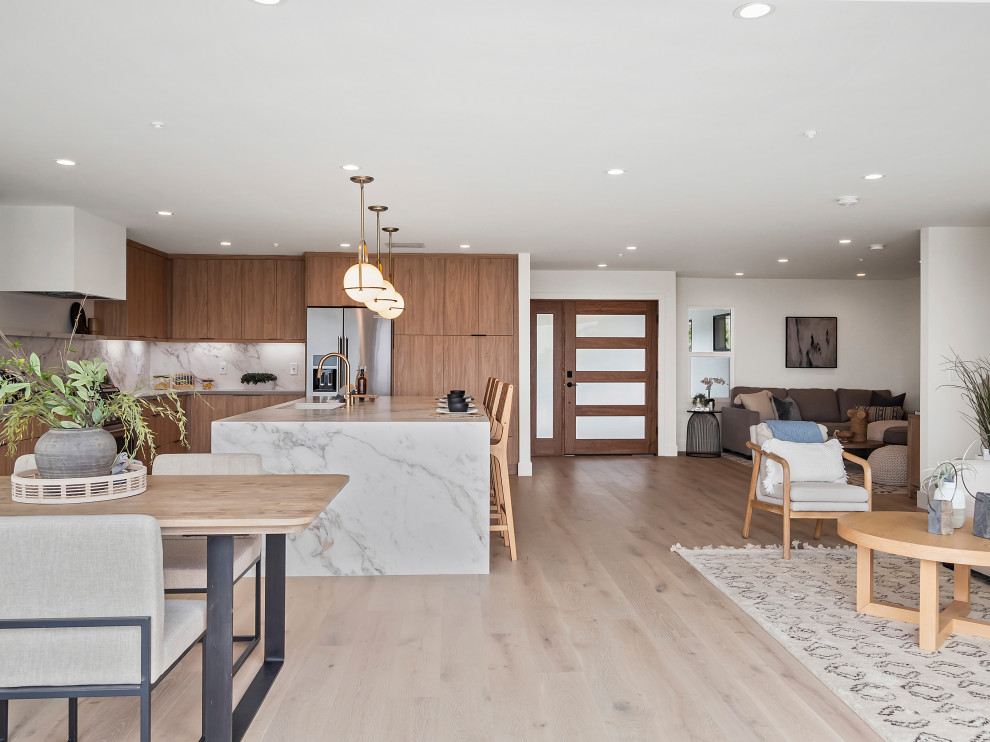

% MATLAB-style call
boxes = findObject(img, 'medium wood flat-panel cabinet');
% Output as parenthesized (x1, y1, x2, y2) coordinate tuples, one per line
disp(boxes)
(440, 256, 515, 336)
(392, 336, 445, 396)
(241, 259, 278, 340)
(392, 257, 444, 335)
(93, 241, 168, 338)
(305, 253, 362, 307)
(171, 258, 210, 339)
(276, 259, 306, 340)
(207, 260, 243, 340)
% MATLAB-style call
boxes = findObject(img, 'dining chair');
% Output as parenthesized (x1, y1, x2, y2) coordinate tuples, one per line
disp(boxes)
(0, 514, 205, 742)
(743, 423, 872, 559)
(483, 376, 499, 415)
(151, 453, 263, 674)
(489, 382, 517, 560)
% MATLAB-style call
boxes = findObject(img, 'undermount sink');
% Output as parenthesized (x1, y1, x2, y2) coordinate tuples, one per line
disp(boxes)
(294, 400, 345, 410)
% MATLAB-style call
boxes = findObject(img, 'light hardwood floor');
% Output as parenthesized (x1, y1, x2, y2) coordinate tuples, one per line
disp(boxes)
(6, 455, 918, 741)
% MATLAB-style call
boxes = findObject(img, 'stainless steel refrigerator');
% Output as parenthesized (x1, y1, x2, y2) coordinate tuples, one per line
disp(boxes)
(306, 307, 392, 396)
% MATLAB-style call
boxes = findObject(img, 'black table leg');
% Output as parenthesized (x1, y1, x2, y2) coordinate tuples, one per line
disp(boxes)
(204, 535, 234, 742)
(231, 534, 285, 742)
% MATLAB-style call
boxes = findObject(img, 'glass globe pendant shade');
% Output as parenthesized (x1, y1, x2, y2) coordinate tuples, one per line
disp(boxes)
(377, 290, 405, 319)
(343, 243, 385, 302)
(366, 279, 398, 313)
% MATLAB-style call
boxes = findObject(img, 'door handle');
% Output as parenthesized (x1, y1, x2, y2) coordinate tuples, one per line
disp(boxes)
(566, 382, 575, 388)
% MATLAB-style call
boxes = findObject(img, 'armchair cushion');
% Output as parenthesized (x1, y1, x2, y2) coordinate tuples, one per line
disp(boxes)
(757, 481, 870, 511)
(761, 438, 847, 495)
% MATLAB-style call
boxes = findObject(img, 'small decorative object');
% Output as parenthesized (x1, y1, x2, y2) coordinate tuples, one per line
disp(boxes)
(699, 377, 725, 410)
(922, 460, 975, 530)
(87, 317, 102, 335)
(200, 377, 214, 390)
(68, 302, 89, 335)
(942, 353, 990, 460)
(974, 492, 990, 539)
(1, 331, 189, 479)
(691, 392, 708, 410)
(152, 375, 172, 390)
(171, 373, 195, 390)
(847, 408, 868, 443)
(241, 372, 277, 391)
(834, 430, 854, 441)
(928, 499, 955, 536)
(785, 317, 837, 368)
(355, 366, 368, 395)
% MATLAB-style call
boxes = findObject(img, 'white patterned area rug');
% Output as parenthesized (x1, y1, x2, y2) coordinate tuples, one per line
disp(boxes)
(674, 544, 990, 742)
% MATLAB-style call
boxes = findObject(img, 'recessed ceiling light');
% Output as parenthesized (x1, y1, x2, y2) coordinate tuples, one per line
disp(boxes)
(273, 243, 279, 248)
(460, 244, 471, 249)
(856, 273, 866, 277)
(341, 164, 360, 171)
(838, 239, 852, 244)
(863, 173, 884, 180)
(735, 272, 744, 276)
(837, 196, 859, 206)
(339, 243, 351, 248)
(869, 244, 885, 250)
(778, 258, 789, 263)
(150, 121, 165, 129)
(252, 0, 282, 4)
(55, 159, 76, 166)
(219, 241, 231, 246)
(734, 2, 774, 20)
(598, 264, 607, 268)
(803, 130, 817, 139)
(606, 169, 625, 176)
(626, 245, 637, 250)
(156, 211, 173, 216)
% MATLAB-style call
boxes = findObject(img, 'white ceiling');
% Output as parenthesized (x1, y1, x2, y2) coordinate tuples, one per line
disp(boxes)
(2, 1, 989, 279)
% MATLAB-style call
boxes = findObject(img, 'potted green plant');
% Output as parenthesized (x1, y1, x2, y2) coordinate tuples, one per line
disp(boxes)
(691, 393, 708, 410)
(943, 353, 990, 460)
(241, 372, 278, 390)
(922, 459, 975, 529)
(0, 336, 188, 479)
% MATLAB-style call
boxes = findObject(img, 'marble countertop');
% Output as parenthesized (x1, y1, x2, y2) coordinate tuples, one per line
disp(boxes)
(215, 395, 489, 424)
(140, 389, 305, 397)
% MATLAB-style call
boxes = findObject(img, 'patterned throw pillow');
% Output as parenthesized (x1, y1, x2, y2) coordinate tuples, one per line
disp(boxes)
(856, 404, 904, 422)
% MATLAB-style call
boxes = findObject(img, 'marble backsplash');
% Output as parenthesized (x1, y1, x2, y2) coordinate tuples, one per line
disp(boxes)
(2, 334, 305, 393)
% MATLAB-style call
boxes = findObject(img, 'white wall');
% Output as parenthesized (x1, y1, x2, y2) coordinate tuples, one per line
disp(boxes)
(920, 228, 990, 481)
(0, 292, 78, 333)
(517, 254, 532, 475)
(677, 277, 921, 450)
(530, 269, 678, 457)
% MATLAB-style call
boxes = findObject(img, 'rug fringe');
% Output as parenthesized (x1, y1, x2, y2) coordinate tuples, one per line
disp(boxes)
(671, 542, 856, 553)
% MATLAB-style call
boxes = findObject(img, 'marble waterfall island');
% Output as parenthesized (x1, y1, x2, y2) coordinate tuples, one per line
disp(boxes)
(211, 396, 490, 576)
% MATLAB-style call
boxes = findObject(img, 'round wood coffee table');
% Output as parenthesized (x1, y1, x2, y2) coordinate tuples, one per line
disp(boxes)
(838, 511, 990, 651)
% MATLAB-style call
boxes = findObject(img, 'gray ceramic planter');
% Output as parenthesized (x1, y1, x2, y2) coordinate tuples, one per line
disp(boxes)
(34, 427, 117, 479)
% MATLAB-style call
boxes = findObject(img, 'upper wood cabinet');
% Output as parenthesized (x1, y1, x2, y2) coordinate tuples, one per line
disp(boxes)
(392, 257, 444, 336)
(276, 259, 306, 340)
(441, 258, 480, 335)
(477, 258, 516, 336)
(242, 259, 278, 340)
(207, 260, 243, 340)
(305, 253, 361, 307)
(92, 241, 168, 339)
(171, 258, 210, 339)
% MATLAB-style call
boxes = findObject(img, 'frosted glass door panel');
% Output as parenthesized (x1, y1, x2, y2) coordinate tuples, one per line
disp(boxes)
(536, 314, 554, 438)
(575, 382, 645, 406)
(575, 416, 645, 440)
(576, 314, 646, 338)
(575, 348, 645, 372)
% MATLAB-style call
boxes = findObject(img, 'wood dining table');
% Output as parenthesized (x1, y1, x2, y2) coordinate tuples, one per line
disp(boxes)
(0, 473, 350, 742)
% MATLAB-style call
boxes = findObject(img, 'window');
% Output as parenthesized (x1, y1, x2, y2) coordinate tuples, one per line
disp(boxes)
(688, 307, 733, 403)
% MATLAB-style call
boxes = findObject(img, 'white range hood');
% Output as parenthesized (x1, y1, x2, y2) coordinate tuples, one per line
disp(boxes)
(0, 205, 126, 300)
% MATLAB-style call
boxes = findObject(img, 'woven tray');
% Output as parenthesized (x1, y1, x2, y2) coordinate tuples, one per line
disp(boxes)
(11, 462, 148, 504)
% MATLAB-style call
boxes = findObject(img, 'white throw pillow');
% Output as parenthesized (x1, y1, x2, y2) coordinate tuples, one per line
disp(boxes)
(761, 438, 847, 496)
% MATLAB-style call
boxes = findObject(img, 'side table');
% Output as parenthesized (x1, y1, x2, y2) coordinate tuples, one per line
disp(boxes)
(686, 409, 721, 458)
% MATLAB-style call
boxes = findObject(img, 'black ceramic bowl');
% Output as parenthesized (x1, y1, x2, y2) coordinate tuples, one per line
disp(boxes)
(449, 390, 465, 397)
(447, 400, 469, 412)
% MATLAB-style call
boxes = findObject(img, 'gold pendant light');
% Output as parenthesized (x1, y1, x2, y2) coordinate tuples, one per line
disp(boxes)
(364, 204, 394, 314)
(376, 227, 405, 319)
(342, 175, 385, 302)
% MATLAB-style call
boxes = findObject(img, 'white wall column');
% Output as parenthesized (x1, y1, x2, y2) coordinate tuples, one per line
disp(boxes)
(517, 253, 532, 476)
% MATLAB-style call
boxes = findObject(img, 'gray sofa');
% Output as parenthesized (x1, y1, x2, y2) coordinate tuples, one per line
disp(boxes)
(721, 386, 902, 456)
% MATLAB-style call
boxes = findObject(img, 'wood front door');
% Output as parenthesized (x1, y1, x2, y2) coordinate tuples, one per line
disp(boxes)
(531, 300, 658, 456)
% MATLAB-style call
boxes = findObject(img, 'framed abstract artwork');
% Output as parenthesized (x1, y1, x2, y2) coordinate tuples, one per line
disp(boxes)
(785, 316, 837, 368)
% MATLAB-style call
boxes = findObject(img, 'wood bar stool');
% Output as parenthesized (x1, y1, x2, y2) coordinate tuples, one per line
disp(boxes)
(489, 382, 517, 560)
(483, 376, 499, 415)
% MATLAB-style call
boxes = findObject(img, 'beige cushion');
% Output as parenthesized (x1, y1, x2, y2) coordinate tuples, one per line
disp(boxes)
(757, 482, 870, 511)
(734, 390, 778, 421)
(0, 515, 205, 687)
(162, 536, 261, 590)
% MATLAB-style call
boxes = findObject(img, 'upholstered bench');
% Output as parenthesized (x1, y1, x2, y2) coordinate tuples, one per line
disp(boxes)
(867, 445, 908, 488)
